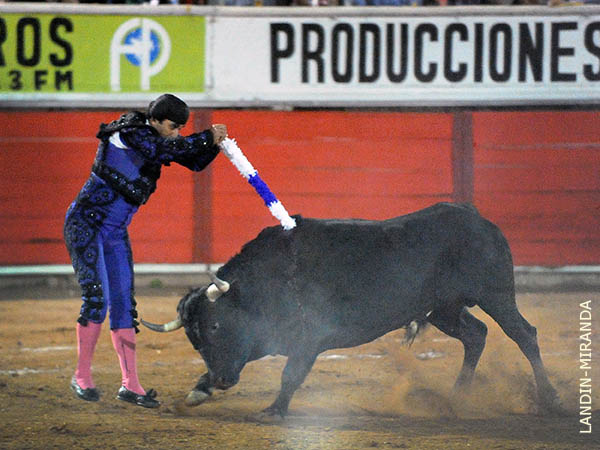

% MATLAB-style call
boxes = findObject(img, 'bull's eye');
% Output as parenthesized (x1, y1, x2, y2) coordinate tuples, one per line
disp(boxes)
(211, 322, 219, 333)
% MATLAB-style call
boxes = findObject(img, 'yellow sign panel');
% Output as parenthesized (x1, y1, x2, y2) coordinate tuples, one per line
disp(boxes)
(0, 13, 205, 93)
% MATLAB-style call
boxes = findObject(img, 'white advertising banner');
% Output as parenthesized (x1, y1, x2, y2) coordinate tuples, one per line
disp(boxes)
(209, 11, 600, 106)
(0, 5, 598, 107)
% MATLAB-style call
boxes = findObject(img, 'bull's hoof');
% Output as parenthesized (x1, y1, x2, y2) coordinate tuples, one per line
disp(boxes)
(184, 389, 211, 407)
(251, 407, 286, 423)
(537, 396, 571, 417)
(536, 387, 570, 417)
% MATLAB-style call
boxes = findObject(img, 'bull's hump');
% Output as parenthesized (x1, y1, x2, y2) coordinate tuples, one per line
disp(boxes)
(305, 203, 476, 228)
(318, 217, 378, 227)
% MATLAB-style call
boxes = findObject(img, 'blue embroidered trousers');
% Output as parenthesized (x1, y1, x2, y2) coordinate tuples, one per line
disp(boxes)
(64, 173, 140, 330)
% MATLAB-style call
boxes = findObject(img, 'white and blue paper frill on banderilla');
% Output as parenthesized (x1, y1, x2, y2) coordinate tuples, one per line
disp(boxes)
(220, 138, 296, 231)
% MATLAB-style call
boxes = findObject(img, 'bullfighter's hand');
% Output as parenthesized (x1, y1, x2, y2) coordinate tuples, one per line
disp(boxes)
(211, 124, 228, 146)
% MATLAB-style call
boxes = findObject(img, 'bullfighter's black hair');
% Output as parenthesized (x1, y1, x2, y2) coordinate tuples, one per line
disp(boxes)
(147, 94, 189, 126)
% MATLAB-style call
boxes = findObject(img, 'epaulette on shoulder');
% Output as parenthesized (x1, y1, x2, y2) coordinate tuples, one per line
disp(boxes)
(96, 111, 149, 139)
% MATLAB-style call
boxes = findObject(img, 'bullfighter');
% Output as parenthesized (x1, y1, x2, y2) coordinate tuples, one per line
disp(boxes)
(64, 94, 226, 408)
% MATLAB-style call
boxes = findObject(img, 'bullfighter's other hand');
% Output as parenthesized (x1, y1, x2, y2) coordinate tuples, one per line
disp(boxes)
(211, 124, 227, 146)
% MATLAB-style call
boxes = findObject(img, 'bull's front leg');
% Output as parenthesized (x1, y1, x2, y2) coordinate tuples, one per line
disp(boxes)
(263, 351, 318, 417)
(184, 372, 215, 406)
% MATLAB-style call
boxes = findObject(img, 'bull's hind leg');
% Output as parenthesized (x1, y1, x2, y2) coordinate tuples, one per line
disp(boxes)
(478, 294, 562, 414)
(428, 306, 488, 389)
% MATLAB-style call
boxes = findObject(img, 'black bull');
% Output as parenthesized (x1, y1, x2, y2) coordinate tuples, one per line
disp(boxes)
(142, 202, 562, 417)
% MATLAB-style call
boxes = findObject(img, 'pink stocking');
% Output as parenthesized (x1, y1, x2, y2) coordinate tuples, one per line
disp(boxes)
(75, 322, 102, 390)
(111, 328, 145, 395)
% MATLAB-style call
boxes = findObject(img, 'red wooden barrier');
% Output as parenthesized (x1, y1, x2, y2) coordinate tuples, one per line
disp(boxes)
(0, 111, 199, 264)
(472, 111, 600, 265)
(0, 109, 597, 266)
(209, 110, 454, 261)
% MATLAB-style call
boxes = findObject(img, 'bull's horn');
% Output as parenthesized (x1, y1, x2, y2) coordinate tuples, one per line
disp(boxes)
(209, 273, 230, 293)
(206, 284, 225, 302)
(140, 317, 183, 332)
(206, 273, 230, 303)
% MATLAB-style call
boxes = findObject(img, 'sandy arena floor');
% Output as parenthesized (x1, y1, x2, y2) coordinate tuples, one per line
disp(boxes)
(0, 291, 598, 449)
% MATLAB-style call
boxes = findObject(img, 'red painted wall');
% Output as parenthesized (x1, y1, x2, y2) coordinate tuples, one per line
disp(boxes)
(472, 111, 600, 265)
(209, 110, 454, 261)
(0, 109, 597, 266)
(0, 111, 200, 265)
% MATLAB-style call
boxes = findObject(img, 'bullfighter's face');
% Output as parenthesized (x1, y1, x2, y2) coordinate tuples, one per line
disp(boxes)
(149, 118, 184, 138)
(177, 285, 251, 390)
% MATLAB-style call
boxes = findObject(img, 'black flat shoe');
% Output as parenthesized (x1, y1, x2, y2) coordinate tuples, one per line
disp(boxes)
(116, 386, 160, 409)
(70, 377, 100, 402)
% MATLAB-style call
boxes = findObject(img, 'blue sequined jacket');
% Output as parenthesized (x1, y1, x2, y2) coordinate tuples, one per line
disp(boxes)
(92, 111, 219, 206)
